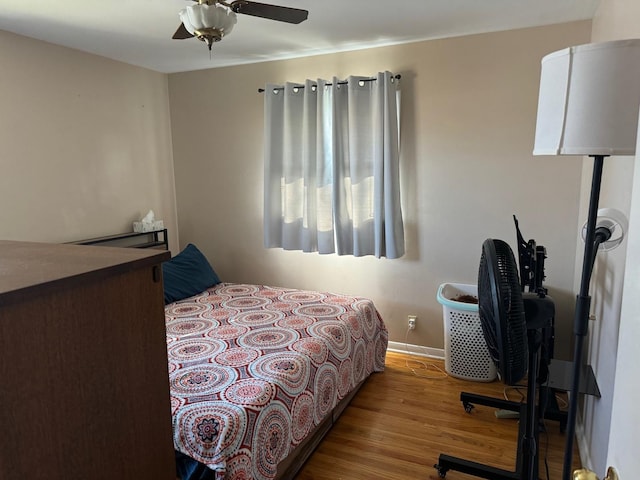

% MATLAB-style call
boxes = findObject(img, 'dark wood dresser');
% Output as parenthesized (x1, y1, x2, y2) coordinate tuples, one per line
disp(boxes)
(0, 241, 175, 479)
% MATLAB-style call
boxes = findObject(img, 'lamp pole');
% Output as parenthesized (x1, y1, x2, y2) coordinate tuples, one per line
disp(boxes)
(563, 154, 606, 480)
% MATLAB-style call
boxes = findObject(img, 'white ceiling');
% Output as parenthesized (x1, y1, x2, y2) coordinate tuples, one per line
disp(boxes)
(0, 0, 599, 74)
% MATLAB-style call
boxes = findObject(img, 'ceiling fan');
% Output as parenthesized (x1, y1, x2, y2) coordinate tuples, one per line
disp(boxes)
(172, 0, 309, 50)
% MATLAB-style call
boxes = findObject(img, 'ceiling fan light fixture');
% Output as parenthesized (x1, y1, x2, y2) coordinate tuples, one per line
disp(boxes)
(179, 3, 237, 49)
(172, 0, 308, 48)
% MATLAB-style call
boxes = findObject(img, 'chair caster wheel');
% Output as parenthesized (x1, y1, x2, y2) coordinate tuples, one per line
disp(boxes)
(463, 401, 475, 413)
(434, 463, 448, 478)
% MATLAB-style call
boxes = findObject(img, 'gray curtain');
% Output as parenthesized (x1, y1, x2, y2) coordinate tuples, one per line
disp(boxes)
(263, 71, 404, 259)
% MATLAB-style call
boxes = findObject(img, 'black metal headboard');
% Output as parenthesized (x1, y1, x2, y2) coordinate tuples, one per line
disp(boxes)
(70, 229, 168, 250)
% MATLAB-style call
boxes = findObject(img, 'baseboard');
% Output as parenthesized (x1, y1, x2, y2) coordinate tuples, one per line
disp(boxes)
(575, 412, 593, 470)
(387, 341, 444, 360)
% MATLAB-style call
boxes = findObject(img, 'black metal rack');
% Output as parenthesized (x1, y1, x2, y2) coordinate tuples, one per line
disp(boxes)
(70, 229, 168, 250)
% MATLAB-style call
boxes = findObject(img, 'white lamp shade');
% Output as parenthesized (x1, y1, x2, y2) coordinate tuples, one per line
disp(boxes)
(179, 3, 237, 36)
(533, 39, 640, 156)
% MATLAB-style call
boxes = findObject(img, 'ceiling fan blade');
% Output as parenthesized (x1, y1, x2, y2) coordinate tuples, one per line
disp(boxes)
(172, 23, 194, 40)
(230, 1, 308, 24)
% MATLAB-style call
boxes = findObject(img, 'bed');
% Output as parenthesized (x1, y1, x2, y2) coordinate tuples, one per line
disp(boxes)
(163, 245, 388, 480)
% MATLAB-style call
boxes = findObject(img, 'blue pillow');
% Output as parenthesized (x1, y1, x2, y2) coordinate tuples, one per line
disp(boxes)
(162, 244, 221, 304)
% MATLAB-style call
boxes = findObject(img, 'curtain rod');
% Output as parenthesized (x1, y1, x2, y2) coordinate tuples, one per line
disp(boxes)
(258, 74, 401, 93)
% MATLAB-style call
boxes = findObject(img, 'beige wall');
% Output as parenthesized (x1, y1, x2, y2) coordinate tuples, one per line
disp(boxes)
(169, 21, 591, 358)
(0, 31, 179, 249)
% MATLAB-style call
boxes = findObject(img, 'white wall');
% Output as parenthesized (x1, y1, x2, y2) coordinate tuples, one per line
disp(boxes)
(607, 114, 640, 480)
(168, 21, 591, 359)
(0, 31, 179, 250)
(575, 0, 640, 474)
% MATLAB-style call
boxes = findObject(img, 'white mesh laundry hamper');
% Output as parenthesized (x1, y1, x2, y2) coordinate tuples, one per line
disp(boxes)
(437, 283, 497, 382)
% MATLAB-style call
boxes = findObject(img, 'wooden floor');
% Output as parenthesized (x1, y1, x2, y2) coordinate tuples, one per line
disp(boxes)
(294, 351, 580, 480)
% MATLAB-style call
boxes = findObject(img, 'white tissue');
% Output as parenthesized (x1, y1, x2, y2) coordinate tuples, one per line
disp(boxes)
(141, 210, 155, 224)
(133, 210, 164, 233)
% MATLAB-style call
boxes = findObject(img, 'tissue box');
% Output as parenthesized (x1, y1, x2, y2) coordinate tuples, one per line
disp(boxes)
(133, 220, 164, 233)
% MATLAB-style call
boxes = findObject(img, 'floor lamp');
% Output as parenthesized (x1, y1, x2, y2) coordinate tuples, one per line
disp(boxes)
(532, 39, 640, 480)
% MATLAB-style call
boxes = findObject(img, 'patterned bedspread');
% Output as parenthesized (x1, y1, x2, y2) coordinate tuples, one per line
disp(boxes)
(165, 283, 388, 480)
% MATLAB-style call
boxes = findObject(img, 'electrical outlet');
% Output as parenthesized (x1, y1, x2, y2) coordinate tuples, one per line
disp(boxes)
(408, 315, 417, 330)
